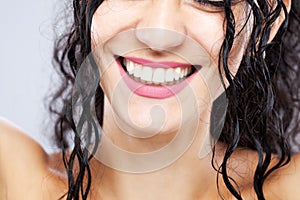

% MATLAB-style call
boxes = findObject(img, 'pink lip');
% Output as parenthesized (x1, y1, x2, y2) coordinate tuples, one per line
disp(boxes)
(124, 56, 192, 68)
(116, 57, 199, 99)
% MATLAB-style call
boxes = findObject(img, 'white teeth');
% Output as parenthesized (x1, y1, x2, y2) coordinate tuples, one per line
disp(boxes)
(165, 68, 174, 82)
(133, 66, 142, 78)
(127, 60, 135, 75)
(174, 68, 180, 81)
(184, 68, 188, 76)
(141, 66, 152, 82)
(152, 68, 165, 84)
(124, 59, 193, 85)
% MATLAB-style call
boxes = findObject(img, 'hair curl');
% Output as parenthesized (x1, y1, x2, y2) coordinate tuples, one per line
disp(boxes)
(49, 0, 300, 199)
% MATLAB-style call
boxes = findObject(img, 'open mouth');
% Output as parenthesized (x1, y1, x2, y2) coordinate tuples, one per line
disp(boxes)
(118, 56, 198, 86)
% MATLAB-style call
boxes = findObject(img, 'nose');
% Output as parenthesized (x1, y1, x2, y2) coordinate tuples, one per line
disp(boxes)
(135, 0, 186, 51)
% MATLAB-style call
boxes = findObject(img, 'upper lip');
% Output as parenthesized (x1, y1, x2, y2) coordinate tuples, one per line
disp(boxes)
(122, 56, 193, 69)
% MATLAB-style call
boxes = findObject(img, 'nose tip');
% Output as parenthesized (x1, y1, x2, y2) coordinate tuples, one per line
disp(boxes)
(136, 28, 186, 51)
(135, 1, 186, 51)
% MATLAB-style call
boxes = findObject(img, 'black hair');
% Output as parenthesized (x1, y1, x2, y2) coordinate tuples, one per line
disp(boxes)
(50, 0, 300, 199)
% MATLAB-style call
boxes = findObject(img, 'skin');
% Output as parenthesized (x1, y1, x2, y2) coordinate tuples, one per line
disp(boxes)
(92, 0, 247, 155)
(0, 0, 299, 199)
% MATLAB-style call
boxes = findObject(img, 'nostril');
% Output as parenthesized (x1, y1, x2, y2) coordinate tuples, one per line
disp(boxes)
(135, 28, 186, 51)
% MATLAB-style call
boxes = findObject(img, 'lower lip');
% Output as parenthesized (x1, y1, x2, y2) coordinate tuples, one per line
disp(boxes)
(117, 59, 199, 99)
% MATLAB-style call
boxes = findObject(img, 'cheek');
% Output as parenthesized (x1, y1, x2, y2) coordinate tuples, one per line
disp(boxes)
(186, 4, 252, 86)
(183, 9, 226, 61)
(91, 2, 142, 48)
(99, 62, 120, 100)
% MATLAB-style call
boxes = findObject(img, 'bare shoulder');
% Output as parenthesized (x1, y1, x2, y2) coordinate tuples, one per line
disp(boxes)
(0, 117, 48, 169)
(264, 152, 300, 199)
(0, 117, 67, 199)
(228, 147, 300, 199)
(280, 153, 300, 194)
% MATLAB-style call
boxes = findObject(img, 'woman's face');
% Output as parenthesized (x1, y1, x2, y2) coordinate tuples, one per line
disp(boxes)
(90, 0, 251, 143)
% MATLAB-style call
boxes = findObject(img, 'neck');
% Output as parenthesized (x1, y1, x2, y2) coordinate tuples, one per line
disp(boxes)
(90, 143, 221, 200)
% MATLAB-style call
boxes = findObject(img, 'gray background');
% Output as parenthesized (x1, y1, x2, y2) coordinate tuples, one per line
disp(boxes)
(0, 0, 64, 152)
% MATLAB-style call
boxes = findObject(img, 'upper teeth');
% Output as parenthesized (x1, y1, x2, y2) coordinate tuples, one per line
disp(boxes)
(123, 58, 192, 85)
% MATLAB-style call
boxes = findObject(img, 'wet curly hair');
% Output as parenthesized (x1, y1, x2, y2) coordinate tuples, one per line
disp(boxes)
(49, 0, 300, 199)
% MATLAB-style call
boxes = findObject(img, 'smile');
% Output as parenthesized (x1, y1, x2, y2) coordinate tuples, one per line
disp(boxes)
(120, 56, 196, 85)
(116, 56, 200, 99)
